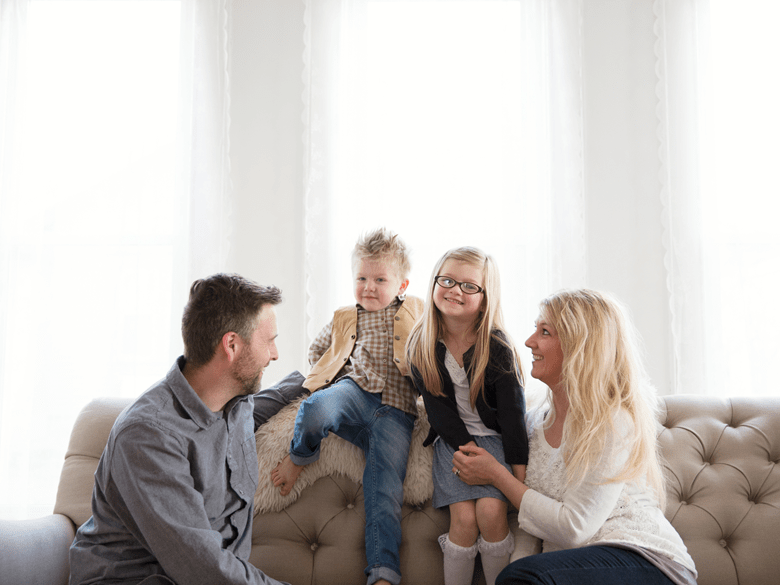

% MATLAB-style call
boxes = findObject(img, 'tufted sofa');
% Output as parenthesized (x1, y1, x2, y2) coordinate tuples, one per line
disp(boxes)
(1, 394, 779, 585)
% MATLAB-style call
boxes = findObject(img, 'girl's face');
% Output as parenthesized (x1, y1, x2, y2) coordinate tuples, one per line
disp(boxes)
(432, 259, 484, 325)
(525, 316, 565, 390)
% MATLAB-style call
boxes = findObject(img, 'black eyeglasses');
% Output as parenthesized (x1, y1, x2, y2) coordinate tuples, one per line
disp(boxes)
(434, 275, 483, 295)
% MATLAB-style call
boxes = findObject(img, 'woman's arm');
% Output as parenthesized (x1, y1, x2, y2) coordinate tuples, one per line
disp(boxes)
(515, 416, 633, 549)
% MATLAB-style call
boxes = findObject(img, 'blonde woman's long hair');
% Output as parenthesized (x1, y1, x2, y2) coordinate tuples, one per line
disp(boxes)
(540, 289, 666, 507)
(406, 247, 522, 408)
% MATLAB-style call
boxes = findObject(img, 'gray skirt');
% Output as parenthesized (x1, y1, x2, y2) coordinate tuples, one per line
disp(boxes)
(432, 434, 512, 509)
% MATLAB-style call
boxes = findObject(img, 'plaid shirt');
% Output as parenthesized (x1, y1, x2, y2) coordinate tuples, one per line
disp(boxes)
(308, 298, 418, 415)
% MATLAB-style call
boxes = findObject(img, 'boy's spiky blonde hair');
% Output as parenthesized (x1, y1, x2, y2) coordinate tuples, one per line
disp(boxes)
(351, 227, 411, 279)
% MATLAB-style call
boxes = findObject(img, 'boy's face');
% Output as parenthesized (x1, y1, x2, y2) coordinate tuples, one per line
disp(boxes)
(353, 257, 409, 312)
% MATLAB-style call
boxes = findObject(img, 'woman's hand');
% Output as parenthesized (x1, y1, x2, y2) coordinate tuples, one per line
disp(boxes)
(452, 444, 503, 486)
(453, 444, 529, 509)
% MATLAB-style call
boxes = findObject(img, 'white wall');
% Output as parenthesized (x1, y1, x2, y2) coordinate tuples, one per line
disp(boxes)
(227, 1, 307, 382)
(227, 0, 674, 394)
(581, 1, 672, 393)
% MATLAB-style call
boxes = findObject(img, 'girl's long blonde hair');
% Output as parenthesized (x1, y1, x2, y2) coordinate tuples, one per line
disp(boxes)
(540, 289, 666, 507)
(406, 247, 522, 407)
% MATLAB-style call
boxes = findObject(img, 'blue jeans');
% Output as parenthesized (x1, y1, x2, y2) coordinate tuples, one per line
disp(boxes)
(496, 545, 676, 585)
(289, 378, 415, 585)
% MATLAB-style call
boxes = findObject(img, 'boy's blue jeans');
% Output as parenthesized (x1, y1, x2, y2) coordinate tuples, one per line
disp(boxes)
(289, 378, 415, 585)
(496, 545, 677, 585)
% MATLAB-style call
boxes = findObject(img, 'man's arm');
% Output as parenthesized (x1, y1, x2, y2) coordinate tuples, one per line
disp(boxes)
(108, 423, 289, 585)
(253, 370, 308, 429)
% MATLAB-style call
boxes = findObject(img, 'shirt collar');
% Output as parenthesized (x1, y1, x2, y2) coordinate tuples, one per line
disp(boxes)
(167, 356, 223, 429)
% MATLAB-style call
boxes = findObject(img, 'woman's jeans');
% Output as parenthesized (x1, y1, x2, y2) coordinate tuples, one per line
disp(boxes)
(289, 378, 415, 585)
(497, 545, 676, 585)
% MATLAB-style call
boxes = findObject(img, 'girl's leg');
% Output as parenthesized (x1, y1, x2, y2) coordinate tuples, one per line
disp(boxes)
(441, 500, 479, 585)
(475, 498, 513, 585)
(449, 500, 479, 546)
(497, 545, 676, 585)
(439, 533, 478, 585)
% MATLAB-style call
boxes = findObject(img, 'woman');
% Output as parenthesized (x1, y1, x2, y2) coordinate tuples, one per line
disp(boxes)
(452, 289, 697, 585)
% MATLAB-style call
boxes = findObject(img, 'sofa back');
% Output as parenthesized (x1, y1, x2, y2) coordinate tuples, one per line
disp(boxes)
(55, 395, 780, 585)
(657, 395, 780, 585)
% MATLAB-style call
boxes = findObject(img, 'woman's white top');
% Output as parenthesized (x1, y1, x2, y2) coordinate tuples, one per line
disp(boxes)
(444, 346, 498, 438)
(515, 407, 697, 580)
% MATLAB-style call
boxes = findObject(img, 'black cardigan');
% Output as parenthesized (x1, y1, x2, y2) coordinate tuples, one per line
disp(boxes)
(410, 333, 529, 465)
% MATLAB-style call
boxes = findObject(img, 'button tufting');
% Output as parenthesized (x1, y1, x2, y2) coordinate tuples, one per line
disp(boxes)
(347, 503, 355, 509)
(680, 501, 687, 505)
(311, 542, 319, 551)
(719, 540, 727, 548)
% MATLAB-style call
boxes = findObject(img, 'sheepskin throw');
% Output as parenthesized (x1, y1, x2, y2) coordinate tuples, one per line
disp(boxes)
(253, 396, 434, 514)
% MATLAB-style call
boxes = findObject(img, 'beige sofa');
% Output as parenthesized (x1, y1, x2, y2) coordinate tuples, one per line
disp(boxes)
(1, 395, 779, 585)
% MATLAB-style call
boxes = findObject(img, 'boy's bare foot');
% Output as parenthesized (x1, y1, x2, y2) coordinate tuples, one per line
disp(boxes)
(270, 455, 303, 496)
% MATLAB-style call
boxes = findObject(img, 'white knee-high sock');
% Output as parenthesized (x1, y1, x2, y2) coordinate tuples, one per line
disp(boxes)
(439, 533, 478, 585)
(477, 532, 515, 585)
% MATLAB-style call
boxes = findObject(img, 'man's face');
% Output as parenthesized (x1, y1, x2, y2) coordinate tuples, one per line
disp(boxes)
(233, 305, 279, 395)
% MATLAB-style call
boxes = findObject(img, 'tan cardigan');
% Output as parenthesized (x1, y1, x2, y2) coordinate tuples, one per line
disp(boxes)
(302, 296, 424, 392)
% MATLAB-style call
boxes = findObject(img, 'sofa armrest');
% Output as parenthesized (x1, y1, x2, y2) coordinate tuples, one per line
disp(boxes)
(0, 514, 75, 585)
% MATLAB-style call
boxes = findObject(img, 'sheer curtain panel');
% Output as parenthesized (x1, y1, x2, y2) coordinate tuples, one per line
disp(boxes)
(654, 0, 780, 397)
(302, 0, 586, 397)
(0, 0, 233, 520)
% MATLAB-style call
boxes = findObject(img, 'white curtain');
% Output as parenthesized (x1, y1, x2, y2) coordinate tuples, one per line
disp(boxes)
(302, 0, 587, 392)
(655, 0, 780, 396)
(0, 0, 232, 520)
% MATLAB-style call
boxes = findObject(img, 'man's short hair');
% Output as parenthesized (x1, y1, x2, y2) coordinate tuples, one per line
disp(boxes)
(181, 273, 282, 367)
(351, 227, 411, 280)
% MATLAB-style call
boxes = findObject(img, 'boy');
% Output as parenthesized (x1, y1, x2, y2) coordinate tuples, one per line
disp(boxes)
(271, 228, 423, 585)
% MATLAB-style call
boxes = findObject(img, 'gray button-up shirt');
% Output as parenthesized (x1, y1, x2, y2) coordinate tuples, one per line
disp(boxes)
(69, 357, 288, 585)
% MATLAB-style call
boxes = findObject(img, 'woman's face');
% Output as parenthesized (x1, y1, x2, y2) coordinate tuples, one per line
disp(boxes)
(525, 315, 564, 389)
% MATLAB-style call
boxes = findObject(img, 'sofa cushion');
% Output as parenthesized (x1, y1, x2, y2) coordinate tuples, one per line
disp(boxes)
(54, 397, 131, 527)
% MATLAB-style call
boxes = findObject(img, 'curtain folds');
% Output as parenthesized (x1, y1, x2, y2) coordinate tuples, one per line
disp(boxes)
(0, 0, 233, 520)
(654, 0, 709, 394)
(302, 0, 587, 354)
(654, 0, 780, 396)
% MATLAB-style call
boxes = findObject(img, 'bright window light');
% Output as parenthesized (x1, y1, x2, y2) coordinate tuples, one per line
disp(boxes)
(0, 0, 182, 520)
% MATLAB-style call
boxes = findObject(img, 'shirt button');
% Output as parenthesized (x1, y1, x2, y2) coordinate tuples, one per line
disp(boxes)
(394, 358, 400, 363)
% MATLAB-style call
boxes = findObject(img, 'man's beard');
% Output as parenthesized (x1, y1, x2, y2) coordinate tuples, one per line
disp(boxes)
(233, 353, 262, 396)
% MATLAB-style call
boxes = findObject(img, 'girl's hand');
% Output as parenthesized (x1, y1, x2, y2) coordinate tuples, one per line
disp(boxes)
(452, 444, 503, 486)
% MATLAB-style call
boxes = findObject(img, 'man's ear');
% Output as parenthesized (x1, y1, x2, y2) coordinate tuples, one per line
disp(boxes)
(220, 331, 241, 362)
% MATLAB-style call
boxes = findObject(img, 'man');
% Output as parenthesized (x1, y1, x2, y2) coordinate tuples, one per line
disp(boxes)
(69, 273, 290, 585)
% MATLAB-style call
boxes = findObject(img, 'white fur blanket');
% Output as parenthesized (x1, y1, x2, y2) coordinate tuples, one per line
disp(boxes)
(253, 396, 434, 514)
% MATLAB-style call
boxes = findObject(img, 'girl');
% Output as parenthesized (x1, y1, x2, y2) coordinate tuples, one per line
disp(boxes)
(407, 247, 528, 585)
